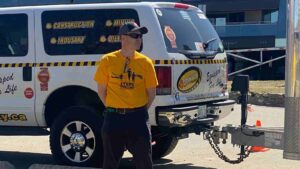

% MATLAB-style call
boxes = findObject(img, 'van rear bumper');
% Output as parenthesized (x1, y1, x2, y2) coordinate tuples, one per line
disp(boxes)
(156, 100, 235, 127)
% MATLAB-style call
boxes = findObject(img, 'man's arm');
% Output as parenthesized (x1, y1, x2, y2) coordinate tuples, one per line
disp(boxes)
(98, 84, 107, 107)
(146, 87, 156, 109)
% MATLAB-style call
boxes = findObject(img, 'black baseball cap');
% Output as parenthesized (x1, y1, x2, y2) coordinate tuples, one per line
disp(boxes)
(119, 22, 148, 35)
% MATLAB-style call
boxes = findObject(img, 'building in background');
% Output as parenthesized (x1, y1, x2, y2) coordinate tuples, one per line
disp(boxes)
(196, 0, 286, 49)
(187, 0, 287, 80)
(0, 0, 286, 80)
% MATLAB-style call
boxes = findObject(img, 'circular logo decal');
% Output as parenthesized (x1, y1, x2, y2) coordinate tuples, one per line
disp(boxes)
(24, 88, 34, 99)
(156, 9, 163, 16)
(106, 20, 113, 27)
(50, 37, 57, 44)
(46, 23, 52, 29)
(38, 68, 50, 83)
(164, 26, 177, 48)
(99, 35, 107, 43)
(177, 67, 201, 93)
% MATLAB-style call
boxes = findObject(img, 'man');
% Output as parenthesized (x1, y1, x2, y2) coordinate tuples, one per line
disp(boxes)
(94, 22, 158, 169)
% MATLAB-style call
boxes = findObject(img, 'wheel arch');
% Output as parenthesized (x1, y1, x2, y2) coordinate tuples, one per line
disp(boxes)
(44, 85, 104, 127)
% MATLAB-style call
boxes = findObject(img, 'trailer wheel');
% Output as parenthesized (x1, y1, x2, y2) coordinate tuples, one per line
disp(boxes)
(50, 106, 103, 167)
(152, 128, 178, 160)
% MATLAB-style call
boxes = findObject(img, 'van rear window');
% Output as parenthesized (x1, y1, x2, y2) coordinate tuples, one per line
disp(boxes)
(0, 14, 28, 57)
(42, 9, 140, 56)
(155, 8, 224, 54)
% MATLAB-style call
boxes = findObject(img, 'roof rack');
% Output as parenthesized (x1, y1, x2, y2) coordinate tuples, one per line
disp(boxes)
(0, 0, 142, 7)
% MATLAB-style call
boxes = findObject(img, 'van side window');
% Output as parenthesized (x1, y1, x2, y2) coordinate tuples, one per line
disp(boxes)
(0, 14, 28, 57)
(42, 9, 140, 56)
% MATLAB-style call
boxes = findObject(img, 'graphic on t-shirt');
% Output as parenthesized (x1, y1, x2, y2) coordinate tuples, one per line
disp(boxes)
(111, 64, 143, 89)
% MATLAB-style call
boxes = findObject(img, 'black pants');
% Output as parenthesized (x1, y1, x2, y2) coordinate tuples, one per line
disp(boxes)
(101, 108, 153, 169)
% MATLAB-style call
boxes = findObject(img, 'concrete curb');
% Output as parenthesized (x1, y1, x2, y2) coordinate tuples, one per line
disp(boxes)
(0, 161, 15, 169)
(29, 164, 99, 169)
(230, 92, 284, 107)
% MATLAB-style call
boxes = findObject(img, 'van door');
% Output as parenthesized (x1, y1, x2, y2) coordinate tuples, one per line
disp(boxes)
(0, 10, 36, 126)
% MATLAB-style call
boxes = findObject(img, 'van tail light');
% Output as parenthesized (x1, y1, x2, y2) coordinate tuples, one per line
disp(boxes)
(155, 66, 172, 95)
(174, 3, 190, 9)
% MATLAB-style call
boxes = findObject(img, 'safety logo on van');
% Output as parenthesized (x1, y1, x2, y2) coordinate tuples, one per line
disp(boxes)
(177, 67, 201, 93)
(38, 68, 50, 91)
(164, 26, 177, 48)
(24, 87, 34, 99)
(38, 68, 50, 83)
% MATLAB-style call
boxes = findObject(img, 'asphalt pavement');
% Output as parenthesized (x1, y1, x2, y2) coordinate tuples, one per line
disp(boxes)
(1, 104, 300, 169)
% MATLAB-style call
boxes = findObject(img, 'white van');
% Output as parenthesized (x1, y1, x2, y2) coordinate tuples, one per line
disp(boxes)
(0, 2, 234, 167)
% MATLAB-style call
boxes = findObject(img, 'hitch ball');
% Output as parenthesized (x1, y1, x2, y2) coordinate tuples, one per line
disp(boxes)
(221, 131, 228, 144)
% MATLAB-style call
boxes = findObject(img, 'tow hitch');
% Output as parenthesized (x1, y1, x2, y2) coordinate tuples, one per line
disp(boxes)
(204, 127, 251, 164)
(202, 3, 300, 162)
(203, 75, 252, 164)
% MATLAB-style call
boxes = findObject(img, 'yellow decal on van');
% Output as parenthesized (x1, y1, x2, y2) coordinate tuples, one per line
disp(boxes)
(0, 114, 27, 122)
(99, 36, 107, 43)
(112, 19, 135, 27)
(46, 23, 53, 29)
(177, 67, 201, 93)
(50, 38, 57, 44)
(108, 35, 121, 43)
(47, 20, 95, 29)
(53, 36, 86, 45)
(0, 59, 226, 68)
(106, 20, 113, 27)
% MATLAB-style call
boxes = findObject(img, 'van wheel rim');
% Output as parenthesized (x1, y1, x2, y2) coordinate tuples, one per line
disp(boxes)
(60, 121, 96, 163)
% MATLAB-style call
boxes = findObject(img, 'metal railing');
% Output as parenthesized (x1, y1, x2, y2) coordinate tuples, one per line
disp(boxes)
(226, 47, 286, 76)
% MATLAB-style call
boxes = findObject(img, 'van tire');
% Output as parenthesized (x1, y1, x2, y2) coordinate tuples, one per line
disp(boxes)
(152, 132, 178, 160)
(50, 106, 103, 167)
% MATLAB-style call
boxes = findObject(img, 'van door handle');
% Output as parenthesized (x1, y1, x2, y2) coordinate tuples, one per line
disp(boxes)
(23, 66, 32, 81)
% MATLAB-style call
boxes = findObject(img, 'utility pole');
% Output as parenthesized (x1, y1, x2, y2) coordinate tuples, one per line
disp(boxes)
(283, 0, 300, 160)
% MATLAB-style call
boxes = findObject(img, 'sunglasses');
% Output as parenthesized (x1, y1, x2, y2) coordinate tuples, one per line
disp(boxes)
(126, 34, 143, 39)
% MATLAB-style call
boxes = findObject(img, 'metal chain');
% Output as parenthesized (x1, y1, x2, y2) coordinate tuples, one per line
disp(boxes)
(206, 132, 251, 164)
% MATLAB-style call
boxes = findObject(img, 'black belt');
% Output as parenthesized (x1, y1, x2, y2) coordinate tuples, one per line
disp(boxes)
(105, 106, 146, 115)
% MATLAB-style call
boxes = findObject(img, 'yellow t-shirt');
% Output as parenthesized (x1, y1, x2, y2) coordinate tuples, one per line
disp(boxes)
(94, 50, 158, 108)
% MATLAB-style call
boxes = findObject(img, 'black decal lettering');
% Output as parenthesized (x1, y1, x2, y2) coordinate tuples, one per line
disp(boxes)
(5, 84, 17, 95)
(4, 85, 10, 94)
(207, 72, 210, 82)
(120, 82, 134, 89)
(14, 85, 17, 94)
(2, 77, 6, 84)
(9, 73, 14, 81)
(0, 73, 14, 85)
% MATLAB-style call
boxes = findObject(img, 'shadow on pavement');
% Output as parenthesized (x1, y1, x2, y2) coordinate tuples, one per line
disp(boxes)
(121, 158, 216, 169)
(0, 151, 216, 169)
(0, 127, 49, 136)
(0, 151, 54, 169)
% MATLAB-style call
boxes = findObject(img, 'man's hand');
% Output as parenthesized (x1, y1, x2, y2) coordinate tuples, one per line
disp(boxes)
(146, 88, 156, 109)
(98, 84, 107, 107)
